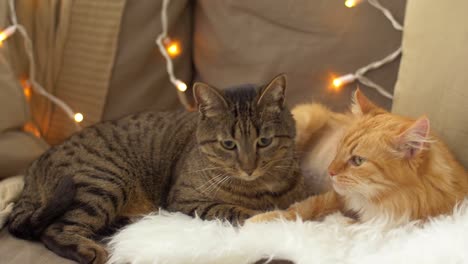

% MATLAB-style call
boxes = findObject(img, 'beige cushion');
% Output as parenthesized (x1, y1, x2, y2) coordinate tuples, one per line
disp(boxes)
(194, 0, 406, 111)
(0, 62, 27, 132)
(0, 132, 48, 179)
(0, 230, 73, 264)
(392, 0, 468, 167)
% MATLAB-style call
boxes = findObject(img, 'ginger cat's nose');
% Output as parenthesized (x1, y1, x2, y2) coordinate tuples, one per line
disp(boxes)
(329, 170, 337, 177)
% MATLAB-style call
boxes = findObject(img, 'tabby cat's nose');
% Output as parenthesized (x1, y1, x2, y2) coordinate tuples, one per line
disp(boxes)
(243, 168, 255, 176)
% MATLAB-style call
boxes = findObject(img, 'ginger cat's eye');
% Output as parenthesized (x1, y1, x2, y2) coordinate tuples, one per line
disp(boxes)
(221, 140, 236, 150)
(257, 137, 273, 147)
(350, 155, 366, 166)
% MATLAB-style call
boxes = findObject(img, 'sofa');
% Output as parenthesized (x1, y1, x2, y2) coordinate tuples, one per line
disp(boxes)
(0, 0, 467, 263)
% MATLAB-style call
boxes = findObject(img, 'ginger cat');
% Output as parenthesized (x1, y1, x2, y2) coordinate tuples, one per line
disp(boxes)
(292, 103, 352, 195)
(249, 89, 468, 226)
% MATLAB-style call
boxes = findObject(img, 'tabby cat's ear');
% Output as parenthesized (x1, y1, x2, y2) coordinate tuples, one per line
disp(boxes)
(395, 116, 431, 159)
(351, 88, 379, 115)
(257, 74, 286, 112)
(193, 82, 228, 118)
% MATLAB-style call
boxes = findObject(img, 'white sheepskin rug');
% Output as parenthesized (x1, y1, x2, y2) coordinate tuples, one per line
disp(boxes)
(108, 199, 468, 264)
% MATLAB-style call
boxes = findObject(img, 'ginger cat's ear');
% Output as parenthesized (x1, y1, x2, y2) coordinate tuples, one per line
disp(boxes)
(395, 116, 431, 158)
(351, 88, 379, 115)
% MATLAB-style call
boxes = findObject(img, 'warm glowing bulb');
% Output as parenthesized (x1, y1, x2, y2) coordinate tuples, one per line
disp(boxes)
(166, 41, 181, 58)
(176, 80, 187, 92)
(345, 0, 357, 8)
(333, 79, 342, 88)
(74, 113, 84, 123)
(331, 74, 356, 91)
(23, 86, 32, 100)
(0, 32, 8, 42)
(0, 25, 17, 44)
(21, 79, 32, 101)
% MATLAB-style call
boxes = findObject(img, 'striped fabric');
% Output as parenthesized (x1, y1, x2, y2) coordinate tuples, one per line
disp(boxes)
(46, 0, 126, 144)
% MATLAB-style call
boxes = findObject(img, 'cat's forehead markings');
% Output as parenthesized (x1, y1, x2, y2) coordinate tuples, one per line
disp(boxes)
(349, 142, 360, 155)
(342, 126, 367, 147)
(235, 117, 257, 140)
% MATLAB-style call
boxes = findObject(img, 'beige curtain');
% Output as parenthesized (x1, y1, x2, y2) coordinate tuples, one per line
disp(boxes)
(392, 0, 468, 167)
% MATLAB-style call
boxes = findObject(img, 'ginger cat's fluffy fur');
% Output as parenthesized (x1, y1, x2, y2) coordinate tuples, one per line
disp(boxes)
(249, 89, 468, 226)
(292, 103, 352, 195)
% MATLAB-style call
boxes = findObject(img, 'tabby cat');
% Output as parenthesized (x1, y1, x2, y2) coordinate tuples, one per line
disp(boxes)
(249, 89, 468, 226)
(8, 75, 306, 264)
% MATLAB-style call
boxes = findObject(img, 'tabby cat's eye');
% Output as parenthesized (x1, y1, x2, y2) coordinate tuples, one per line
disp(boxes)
(221, 140, 236, 150)
(350, 155, 366, 166)
(257, 137, 273, 147)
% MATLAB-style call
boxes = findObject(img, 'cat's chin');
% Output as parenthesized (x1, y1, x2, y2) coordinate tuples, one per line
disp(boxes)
(236, 175, 260, 182)
(332, 182, 348, 195)
(235, 171, 263, 182)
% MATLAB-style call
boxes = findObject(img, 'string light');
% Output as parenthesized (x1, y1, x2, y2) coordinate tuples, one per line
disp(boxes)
(368, 0, 403, 31)
(332, 79, 341, 88)
(333, 0, 403, 100)
(5, 0, 82, 131)
(74, 113, 84, 123)
(175, 80, 187, 92)
(20, 79, 32, 101)
(5, 0, 401, 124)
(155, 0, 193, 110)
(0, 25, 16, 45)
(332, 74, 356, 90)
(165, 39, 181, 58)
(345, 0, 360, 8)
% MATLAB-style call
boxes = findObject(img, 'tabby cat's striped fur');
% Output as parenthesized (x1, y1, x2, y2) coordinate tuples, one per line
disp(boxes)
(8, 75, 306, 264)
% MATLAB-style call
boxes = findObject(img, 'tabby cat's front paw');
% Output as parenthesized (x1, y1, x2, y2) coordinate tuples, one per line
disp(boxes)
(246, 210, 296, 224)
